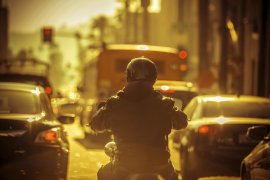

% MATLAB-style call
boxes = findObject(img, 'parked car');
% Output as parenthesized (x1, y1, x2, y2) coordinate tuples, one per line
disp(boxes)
(175, 95, 270, 180)
(0, 82, 74, 179)
(240, 126, 270, 180)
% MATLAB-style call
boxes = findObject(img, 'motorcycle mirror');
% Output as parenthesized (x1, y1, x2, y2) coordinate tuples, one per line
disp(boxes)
(104, 141, 117, 158)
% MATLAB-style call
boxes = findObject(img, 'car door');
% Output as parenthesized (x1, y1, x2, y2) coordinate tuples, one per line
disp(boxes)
(251, 132, 270, 179)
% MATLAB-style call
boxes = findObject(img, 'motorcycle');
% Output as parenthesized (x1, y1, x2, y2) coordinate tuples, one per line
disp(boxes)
(102, 141, 177, 180)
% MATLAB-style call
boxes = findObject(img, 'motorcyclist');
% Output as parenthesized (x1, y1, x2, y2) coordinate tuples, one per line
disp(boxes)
(90, 57, 188, 180)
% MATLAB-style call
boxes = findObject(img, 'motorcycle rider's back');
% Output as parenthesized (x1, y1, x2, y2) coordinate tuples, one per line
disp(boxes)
(90, 58, 188, 180)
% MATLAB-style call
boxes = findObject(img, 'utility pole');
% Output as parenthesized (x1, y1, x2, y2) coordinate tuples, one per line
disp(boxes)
(237, 0, 246, 95)
(219, 0, 228, 93)
(134, 7, 139, 43)
(141, 0, 150, 44)
(0, 0, 8, 61)
(198, 0, 209, 72)
(124, 0, 130, 43)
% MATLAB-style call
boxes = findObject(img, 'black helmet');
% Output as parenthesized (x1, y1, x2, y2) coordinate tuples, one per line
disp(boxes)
(126, 57, 157, 83)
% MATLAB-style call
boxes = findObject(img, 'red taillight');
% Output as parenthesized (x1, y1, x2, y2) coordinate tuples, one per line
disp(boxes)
(44, 131, 57, 141)
(198, 125, 209, 134)
(160, 89, 176, 93)
(45, 86, 52, 95)
(35, 128, 60, 144)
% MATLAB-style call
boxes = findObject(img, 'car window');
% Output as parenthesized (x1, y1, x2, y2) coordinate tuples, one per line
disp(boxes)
(202, 101, 270, 118)
(183, 98, 198, 120)
(0, 90, 38, 114)
(192, 101, 203, 120)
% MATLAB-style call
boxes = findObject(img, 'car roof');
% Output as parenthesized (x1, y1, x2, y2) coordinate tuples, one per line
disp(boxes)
(194, 94, 270, 103)
(105, 44, 178, 54)
(0, 73, 50, 83)
(154, 80, 198, 92)
(0, 82, 45, 93)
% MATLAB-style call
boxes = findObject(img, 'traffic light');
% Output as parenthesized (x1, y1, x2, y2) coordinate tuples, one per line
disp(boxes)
(178, 49, 188, 78)
(42, 27, 53, 43)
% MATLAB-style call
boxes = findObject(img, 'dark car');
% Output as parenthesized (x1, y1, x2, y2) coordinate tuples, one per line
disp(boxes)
(240, 126, 270, 180)
(175, 95, 270, 180)
(0, 82, 74, 179)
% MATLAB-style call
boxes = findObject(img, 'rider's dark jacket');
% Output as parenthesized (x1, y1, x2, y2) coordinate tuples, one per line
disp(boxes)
(90, 81, 188, 170)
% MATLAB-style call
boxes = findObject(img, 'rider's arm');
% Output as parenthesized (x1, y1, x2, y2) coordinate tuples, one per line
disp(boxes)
(163, 97, 188, 130)
(171, 106, 188, 130)
(90, 97, 116, 132)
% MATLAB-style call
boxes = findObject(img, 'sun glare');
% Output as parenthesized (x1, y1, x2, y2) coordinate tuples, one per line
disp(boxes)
(213, 116, 229, 124)
(204, 96, 234, 102)
(148, 0, 161, 13)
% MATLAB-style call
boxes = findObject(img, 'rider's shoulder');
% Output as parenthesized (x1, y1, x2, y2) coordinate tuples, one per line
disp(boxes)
(106, 91, 122, 106)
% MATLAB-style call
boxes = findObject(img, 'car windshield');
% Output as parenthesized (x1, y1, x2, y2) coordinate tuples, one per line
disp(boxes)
(0, 90, 38, 114)
(202, 101, 270, 119)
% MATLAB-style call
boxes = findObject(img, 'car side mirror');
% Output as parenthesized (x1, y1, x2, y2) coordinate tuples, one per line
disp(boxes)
(57, 113, 75, 124)
(247, 126, 269, 141)
(104, 141, 117, 159)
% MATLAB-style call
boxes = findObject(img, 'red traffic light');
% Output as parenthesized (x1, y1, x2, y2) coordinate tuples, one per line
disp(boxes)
(178, 50, 188, 59)
(42, 27, 53, 43)
(44, 29, 51, 35)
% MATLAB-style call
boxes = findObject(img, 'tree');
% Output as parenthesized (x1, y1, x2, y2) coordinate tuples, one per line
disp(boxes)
(91, 15, 109, 44)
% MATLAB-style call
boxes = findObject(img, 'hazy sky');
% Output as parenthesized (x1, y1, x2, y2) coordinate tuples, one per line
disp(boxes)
(5, 0, 119, 32)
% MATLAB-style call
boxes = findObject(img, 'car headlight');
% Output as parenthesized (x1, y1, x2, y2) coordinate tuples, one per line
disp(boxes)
(35, 127, 61, 144)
